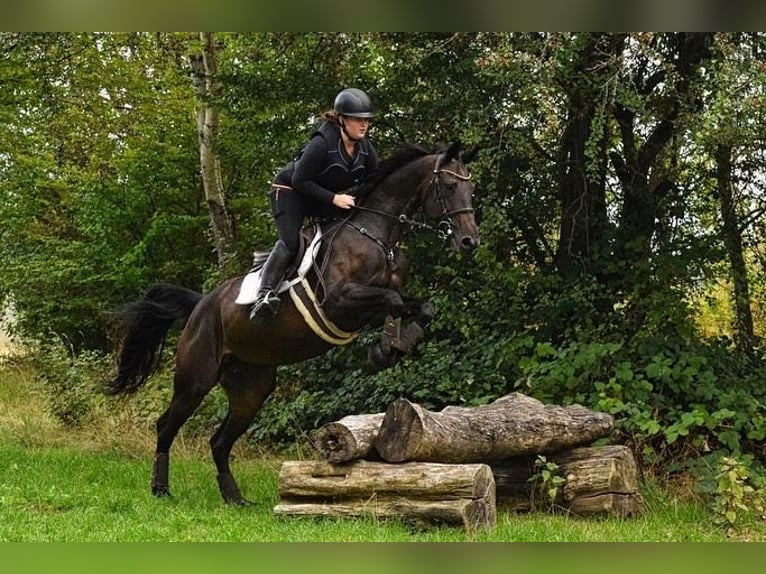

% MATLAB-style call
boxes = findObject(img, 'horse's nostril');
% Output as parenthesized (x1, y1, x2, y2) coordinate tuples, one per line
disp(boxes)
(461, 236, 478, 252)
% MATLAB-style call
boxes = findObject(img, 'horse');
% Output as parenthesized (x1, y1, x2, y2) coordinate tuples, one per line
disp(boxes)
(106, 141, 480, 505)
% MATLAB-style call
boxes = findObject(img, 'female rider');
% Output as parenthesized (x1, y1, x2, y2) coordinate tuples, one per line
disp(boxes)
(251, 88, 379, 320)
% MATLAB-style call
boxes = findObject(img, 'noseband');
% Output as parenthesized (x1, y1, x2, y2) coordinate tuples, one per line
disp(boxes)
(427, 160, 475, 241)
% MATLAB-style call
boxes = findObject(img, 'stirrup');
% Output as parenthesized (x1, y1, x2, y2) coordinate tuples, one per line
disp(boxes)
(250, 291, 281, 320)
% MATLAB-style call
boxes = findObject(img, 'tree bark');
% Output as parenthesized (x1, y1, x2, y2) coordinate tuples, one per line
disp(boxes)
(715, 143, 756, 356)
(492, 445, 643, 517)
(191, 32, 235, 273)
(555, 33, 624, 275)
(311, 413, 385, 463)
(274, 460, 496, 530)
(375, 393, 614, 463)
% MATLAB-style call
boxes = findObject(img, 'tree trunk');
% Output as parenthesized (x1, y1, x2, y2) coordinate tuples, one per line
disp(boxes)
(555, 33, 624, 275)
(274, 460, 496, 530)
(492, 445, 643, 517)
(715, 143, 756, 356)
(311, 413, 385, 463)
(191, 32, 235, 273)
(375, 393, 613, 463)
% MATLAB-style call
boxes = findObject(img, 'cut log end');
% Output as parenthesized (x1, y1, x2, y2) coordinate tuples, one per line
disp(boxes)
(375, 398, 423, 463)
(311, 422, 355, 463)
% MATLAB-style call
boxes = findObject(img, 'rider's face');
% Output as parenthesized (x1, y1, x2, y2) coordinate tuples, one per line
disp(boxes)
(342, 116, 370, 140)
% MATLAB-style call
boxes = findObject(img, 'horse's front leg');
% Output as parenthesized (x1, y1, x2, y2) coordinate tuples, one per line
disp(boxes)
(381, 298, 435, 354)
(354, 294, 435, 373)
(334, 283, 409, 372)
(338, 282, 406, 321)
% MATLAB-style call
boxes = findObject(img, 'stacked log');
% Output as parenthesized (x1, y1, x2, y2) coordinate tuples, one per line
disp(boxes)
(275, 392, 642, 528)
(310, 413, 384, 463)
(274, 459, 496, 531)
(491, 445, 643, 517)
(375, 393, 614, 463)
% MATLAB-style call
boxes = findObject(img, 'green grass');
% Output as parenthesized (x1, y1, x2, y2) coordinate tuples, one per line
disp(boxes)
(0, 441, 734, 542)
(1, 359, 763, 542)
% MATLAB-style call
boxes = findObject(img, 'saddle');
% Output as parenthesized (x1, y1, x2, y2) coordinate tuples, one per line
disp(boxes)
(235, 224, 357, 346)
(235, 224, 320, 305)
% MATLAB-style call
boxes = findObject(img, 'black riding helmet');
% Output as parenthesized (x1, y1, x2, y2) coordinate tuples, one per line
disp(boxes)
(334, 88, 375, 118)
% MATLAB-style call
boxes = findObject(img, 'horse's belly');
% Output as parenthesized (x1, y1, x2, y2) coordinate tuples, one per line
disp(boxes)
(223, 302, 336, 366)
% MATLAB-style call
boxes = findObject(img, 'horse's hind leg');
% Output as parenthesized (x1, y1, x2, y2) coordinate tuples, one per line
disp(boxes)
(211, 358, 276, 505)
(152, 349, 219, 497)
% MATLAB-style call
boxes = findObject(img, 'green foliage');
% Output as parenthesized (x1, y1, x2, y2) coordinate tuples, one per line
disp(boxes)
(529, 455, 567, 512)
(3, 33, 766, 489)
(711, 456, 766, 534)
(29, 337, 111, 426)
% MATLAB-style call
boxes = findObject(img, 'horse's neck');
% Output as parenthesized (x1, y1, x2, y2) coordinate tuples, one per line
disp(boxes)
(354, 157, 430, 242)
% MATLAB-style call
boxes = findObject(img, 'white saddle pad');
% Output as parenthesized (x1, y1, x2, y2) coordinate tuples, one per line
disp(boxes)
(235, 229, 322, 305)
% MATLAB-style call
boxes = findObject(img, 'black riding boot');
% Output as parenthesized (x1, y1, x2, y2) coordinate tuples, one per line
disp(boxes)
(250, 241, 292, 320)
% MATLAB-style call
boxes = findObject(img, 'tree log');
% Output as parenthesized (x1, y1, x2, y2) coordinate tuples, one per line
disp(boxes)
(491, 445, 643, 516)
(310, 413, 385, 463)
(375, 393, 614, 463)
(274, 460, 496, 530)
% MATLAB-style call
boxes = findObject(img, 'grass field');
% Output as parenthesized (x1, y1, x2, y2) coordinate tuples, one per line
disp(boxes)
(1, 358, 763, 542)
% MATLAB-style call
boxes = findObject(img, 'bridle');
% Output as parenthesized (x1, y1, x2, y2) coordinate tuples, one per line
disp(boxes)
(427, 160, 475, 241)
(352, 155, 475, 243)
(315, 154, 475, 296)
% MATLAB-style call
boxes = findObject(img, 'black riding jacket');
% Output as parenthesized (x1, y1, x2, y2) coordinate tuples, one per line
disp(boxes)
(273, 121, 379, 204)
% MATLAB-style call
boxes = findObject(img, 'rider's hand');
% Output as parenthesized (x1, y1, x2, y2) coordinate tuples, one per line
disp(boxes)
(332, 194, 356, 210)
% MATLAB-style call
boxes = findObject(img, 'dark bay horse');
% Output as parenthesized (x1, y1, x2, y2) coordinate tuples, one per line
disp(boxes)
(107, 141, 479, 504)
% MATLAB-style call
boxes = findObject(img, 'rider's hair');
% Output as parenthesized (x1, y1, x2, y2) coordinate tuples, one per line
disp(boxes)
(321, 110, 341, 123)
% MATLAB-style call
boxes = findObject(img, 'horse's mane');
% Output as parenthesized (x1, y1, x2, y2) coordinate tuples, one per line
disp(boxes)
(355, 143, 436, 198)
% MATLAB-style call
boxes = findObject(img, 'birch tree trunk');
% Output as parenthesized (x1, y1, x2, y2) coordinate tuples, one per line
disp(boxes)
(191, 31, 234, 272)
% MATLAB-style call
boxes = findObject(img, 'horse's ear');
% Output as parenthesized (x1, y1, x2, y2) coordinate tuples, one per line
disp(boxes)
(461, 143, 481, 164)
(445, 141, 462, 162)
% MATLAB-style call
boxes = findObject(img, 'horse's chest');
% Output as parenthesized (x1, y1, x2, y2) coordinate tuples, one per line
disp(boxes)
(360, 259, 405, 291)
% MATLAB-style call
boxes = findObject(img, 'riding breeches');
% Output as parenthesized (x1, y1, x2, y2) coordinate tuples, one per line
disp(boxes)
(269, 186, 337, 257)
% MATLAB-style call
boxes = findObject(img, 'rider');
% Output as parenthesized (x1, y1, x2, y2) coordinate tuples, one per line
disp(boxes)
(251, 88, 379, 320)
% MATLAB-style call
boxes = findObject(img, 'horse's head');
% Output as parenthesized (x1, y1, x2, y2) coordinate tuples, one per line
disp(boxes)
(421, 141, 480, 254)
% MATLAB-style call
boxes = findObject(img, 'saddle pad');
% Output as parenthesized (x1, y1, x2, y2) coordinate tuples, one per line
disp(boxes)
(235, 228, 322, 305)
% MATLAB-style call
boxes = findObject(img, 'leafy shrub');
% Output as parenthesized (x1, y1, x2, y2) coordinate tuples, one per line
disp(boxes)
(711, 456, 766, 534)
(31, 337, 111, 426)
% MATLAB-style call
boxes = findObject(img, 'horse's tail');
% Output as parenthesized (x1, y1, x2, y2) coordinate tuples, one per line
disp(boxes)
(106, 283, 203, 396)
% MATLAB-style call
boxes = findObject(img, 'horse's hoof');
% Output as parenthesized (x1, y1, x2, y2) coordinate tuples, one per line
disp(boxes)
(152, 485, 171, 498)
(225, 497, 255, 507)
(217, 473, 250, 505)
(364, 345, 397, 373)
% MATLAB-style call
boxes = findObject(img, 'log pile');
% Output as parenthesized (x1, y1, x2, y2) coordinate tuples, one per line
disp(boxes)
(491, 445, 643, 517)
(275, 392, 643, 529)
(274, 460, 496, 531)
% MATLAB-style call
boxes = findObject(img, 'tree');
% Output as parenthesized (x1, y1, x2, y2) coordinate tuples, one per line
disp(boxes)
(191, 32, 235, 275)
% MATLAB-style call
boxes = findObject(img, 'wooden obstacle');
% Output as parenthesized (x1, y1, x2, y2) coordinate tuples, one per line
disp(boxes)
(492, 445, 643, 517)
(310, 413, 385, 463)
(277, 392, 642, 529)
(274, 459, 496, 531)
(376, 393, 614, 463)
